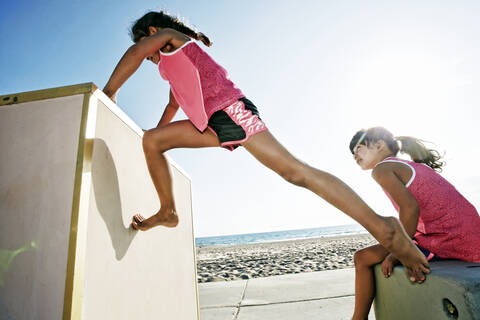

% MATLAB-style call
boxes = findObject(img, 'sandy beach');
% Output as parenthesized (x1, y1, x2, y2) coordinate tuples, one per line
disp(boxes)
(196, 233, 377, 283)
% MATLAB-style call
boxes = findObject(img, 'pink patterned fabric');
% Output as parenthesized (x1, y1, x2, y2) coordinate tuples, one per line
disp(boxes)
(378, 157, 480, 262)
(158, 41, 244, 131)
(220, 100, 267, 149)
(224, 101, 266, 134)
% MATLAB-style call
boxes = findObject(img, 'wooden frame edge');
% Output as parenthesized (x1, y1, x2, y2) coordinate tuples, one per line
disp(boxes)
(0, 83, 97, 107)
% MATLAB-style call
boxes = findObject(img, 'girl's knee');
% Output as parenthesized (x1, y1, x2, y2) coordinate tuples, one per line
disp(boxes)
(142, 129, 167, 153)
(142, 130, 154, 150)
(280, 164, 308, 187)
(353, 248, 369, 267)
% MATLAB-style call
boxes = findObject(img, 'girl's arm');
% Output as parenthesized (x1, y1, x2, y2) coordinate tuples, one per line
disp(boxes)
(103, 28, 186, 99)
(372, 162, 420, 237)
(156, 90, 180, 127)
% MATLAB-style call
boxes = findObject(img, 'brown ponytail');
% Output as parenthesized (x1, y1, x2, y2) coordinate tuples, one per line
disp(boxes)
(195, 32, 212, 47)
(131, 11, 212, 46)
(395, 136, 444, 171)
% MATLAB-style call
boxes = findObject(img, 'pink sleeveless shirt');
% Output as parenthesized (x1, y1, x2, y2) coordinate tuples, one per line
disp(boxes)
(377, 157, 480, 262)
(158, 41, 244, 131)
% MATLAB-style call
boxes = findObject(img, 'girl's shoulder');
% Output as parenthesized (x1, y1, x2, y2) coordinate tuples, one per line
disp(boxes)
(371, 160, 399, 179)
(374, 157, 413, 170)
(372, 157, 415, 186)
(373, 157, 406, 171)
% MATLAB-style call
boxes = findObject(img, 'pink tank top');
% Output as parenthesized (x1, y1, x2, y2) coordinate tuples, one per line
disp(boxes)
(377, 157, 480, 262)
(158, 41, 244, 131)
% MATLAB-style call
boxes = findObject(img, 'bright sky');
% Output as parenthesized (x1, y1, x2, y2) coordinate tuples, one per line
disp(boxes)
(1, 1, 479, 237)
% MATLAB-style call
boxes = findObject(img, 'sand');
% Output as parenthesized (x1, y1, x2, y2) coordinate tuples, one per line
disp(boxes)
(196, 233, 377, 283)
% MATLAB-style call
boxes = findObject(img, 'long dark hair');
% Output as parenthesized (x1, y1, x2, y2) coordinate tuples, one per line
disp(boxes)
(349, 127, 445, 171)
(130, 11, 212, 46)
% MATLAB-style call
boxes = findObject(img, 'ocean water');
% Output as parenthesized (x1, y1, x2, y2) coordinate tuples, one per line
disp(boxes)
(195, 224, 368, 247)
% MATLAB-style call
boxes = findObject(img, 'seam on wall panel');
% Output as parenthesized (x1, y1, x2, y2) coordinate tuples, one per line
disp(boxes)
(63, 93, 98, 320)
(189, 180, 201, 319)
(0, 83, 96, 107)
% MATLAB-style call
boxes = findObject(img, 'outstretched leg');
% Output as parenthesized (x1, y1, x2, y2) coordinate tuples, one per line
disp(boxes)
(352, 245, 389, 320)
(242, 130, 429, 282)
(132, 120, 220, 231)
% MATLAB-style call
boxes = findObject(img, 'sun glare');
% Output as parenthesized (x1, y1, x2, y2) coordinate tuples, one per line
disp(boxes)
(348, 49, 458, 137)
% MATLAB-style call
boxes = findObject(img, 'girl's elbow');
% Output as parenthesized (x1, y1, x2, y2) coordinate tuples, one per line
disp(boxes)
(402, 198, 420, 213)
(402, 203, 419, 218)
(410, 201, 420, 214)
(127, 44, 147, 60)
(167, 102, 180, 110)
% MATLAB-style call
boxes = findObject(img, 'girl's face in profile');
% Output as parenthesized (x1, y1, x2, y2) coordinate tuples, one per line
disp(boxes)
(353, 143, 381, 170)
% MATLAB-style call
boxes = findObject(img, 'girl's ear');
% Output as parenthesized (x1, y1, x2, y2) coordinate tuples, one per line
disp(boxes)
(376, 140, 387, 151)
(148, 26, 158, 36)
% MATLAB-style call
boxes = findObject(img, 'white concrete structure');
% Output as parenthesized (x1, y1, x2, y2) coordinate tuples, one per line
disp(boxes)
(0, 83, 199, 319)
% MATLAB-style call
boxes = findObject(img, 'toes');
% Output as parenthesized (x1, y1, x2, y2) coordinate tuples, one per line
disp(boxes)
(421, 264, 430, 274)
(413, 268, 426, 283)
(418, 269, 426, 281)
(132, 215, 144, 230)
(406, 268, 416, 282)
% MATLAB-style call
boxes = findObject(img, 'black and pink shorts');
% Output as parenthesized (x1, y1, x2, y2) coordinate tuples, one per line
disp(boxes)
(208, 97, 268, 151)
(413, 238, 443, 262)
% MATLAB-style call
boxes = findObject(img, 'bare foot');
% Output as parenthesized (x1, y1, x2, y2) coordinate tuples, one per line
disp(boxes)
(378, 217, 430, 283)
(131, 207, 179, 231)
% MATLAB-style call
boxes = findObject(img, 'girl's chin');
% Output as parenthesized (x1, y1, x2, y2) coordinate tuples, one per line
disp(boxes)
(358, 163, 371, 170)
(356, 160, 365, 168)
